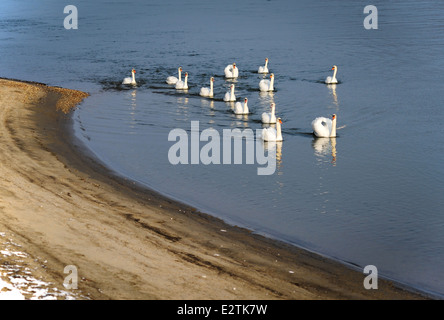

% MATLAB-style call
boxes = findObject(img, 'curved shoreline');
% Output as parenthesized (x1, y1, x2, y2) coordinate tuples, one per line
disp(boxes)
(0, 78, 430, 299)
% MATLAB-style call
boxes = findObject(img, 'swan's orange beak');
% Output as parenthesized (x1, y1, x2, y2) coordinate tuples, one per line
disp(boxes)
(331, 67, 335, 70)
(279, 119, 282, 124)
(332, 115, 336, 119)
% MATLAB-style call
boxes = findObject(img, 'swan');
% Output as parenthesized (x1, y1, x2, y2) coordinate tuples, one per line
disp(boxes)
(199, 77, 214, 98)
(259, 73, 274, 92)
(224, 63, 239, 78)
(258, 58, 269, 74)
(224, 84, 236, 102)
(262, 118, 283, 142)
(234, 98, 249, 115)
(175, 72, 188, 90)
(325, 65, 338, 84)
(261, 102, 276, 124)
(311, 114, 337, 137)
(166, 67, 182, 85)
(122, 69, 137, 85)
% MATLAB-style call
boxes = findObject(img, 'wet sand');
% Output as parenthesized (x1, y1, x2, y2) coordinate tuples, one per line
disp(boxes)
(0, 78, 429, 300)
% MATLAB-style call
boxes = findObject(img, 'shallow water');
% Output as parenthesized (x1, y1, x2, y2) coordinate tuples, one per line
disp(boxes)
(1, 0, 443, 297)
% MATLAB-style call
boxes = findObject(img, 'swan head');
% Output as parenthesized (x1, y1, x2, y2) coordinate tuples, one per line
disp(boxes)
(265, 58, 268, 62)
(332, 114, 336, 120)
(270, 103, 275, 109)
(244, 97, 248, 103)
(233, 63, 236, 69)
(270, 73, 274, 78)
(277, 117, 282, 124)
(331, 65, 337, 70)
(132, 69, 136, 74)
(179, 67, 183, 71)
(210, 77, 214, 82)
(230, 84, 234, 89)
(184, 72, 188, 78)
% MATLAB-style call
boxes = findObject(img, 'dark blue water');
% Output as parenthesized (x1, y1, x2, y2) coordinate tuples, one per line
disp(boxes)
(1, 0, 443, 297)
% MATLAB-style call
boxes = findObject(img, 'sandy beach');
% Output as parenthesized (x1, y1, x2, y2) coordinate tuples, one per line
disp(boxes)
(0, 78, 428, 300)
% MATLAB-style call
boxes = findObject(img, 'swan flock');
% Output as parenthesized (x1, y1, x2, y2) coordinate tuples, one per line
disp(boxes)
(122, 61, 341, 143)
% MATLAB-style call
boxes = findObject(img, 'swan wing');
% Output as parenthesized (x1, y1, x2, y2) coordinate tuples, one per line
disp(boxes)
(234, 102, 243, 114)
(258, 66, 268, 74)
(311, 117, 332, 137)
(259, 79, 270, 92)
(261, 112, 270, 123)
(167, 76, 178, 84)
(224, 92, 235, 101)
(224, 65, 238, 78)
(122, 77, 132, 84)
(224, 65, 232, 77)
(262, 127, 276, 141)
(325, 76, 338, 84)
(261, 128, 269, 140)
(200, 87, 210, 97)
(175, 80, 184, 89)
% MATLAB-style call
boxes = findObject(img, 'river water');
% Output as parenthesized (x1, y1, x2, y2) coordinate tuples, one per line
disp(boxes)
(0, 0, 443, 297)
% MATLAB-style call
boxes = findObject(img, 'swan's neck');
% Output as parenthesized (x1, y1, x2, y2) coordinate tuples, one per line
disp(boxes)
(231, 86, 235, 98)
(271, 105, 275, 116)
(332, 68, 337, 81)
(244, 101, 248, 113)
(330, 118, 337, 137)
(132, 72, 136, 83)
(276, 121, 282, 140)
(184, 76, 188, 85)
(210, 81, 213, 94)
(270, 76, 274, 90)
(265, 60, 268, 68)
(178, 69, 182, 81)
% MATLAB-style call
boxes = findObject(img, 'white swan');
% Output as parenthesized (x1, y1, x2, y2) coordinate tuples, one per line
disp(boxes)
(258, 58, 269, 74)
(224, 84, 236, 102)
(325, 65, 338, 84)
(259, 73, 274, 92)
(199, 77, 214, 98)
(262, 118, 283, 142)
(261, 102, 276, 124)
(175, 72, 188, 90)
(311, 114, 337, 137)
(166, 67, 182, 85)
(224, 63, 239, 78)
(234, 98, 249, 115)
(122, 69, 137, 85)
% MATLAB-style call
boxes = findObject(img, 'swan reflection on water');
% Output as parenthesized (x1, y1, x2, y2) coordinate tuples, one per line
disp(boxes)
(231, 117, 250, 128)
(130, 89, 137, 107)
(177, 96, 189, 105)
(258, 90, 275, 107)
(327, 83, 339, 108)
(127, 89, 138, 133)
(234, 114, 249, 122)
(176, 96, 190, 117)
(312, 137, 337, 165)
(200, 98, 215, 109)
(263, 140, 283, 173)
